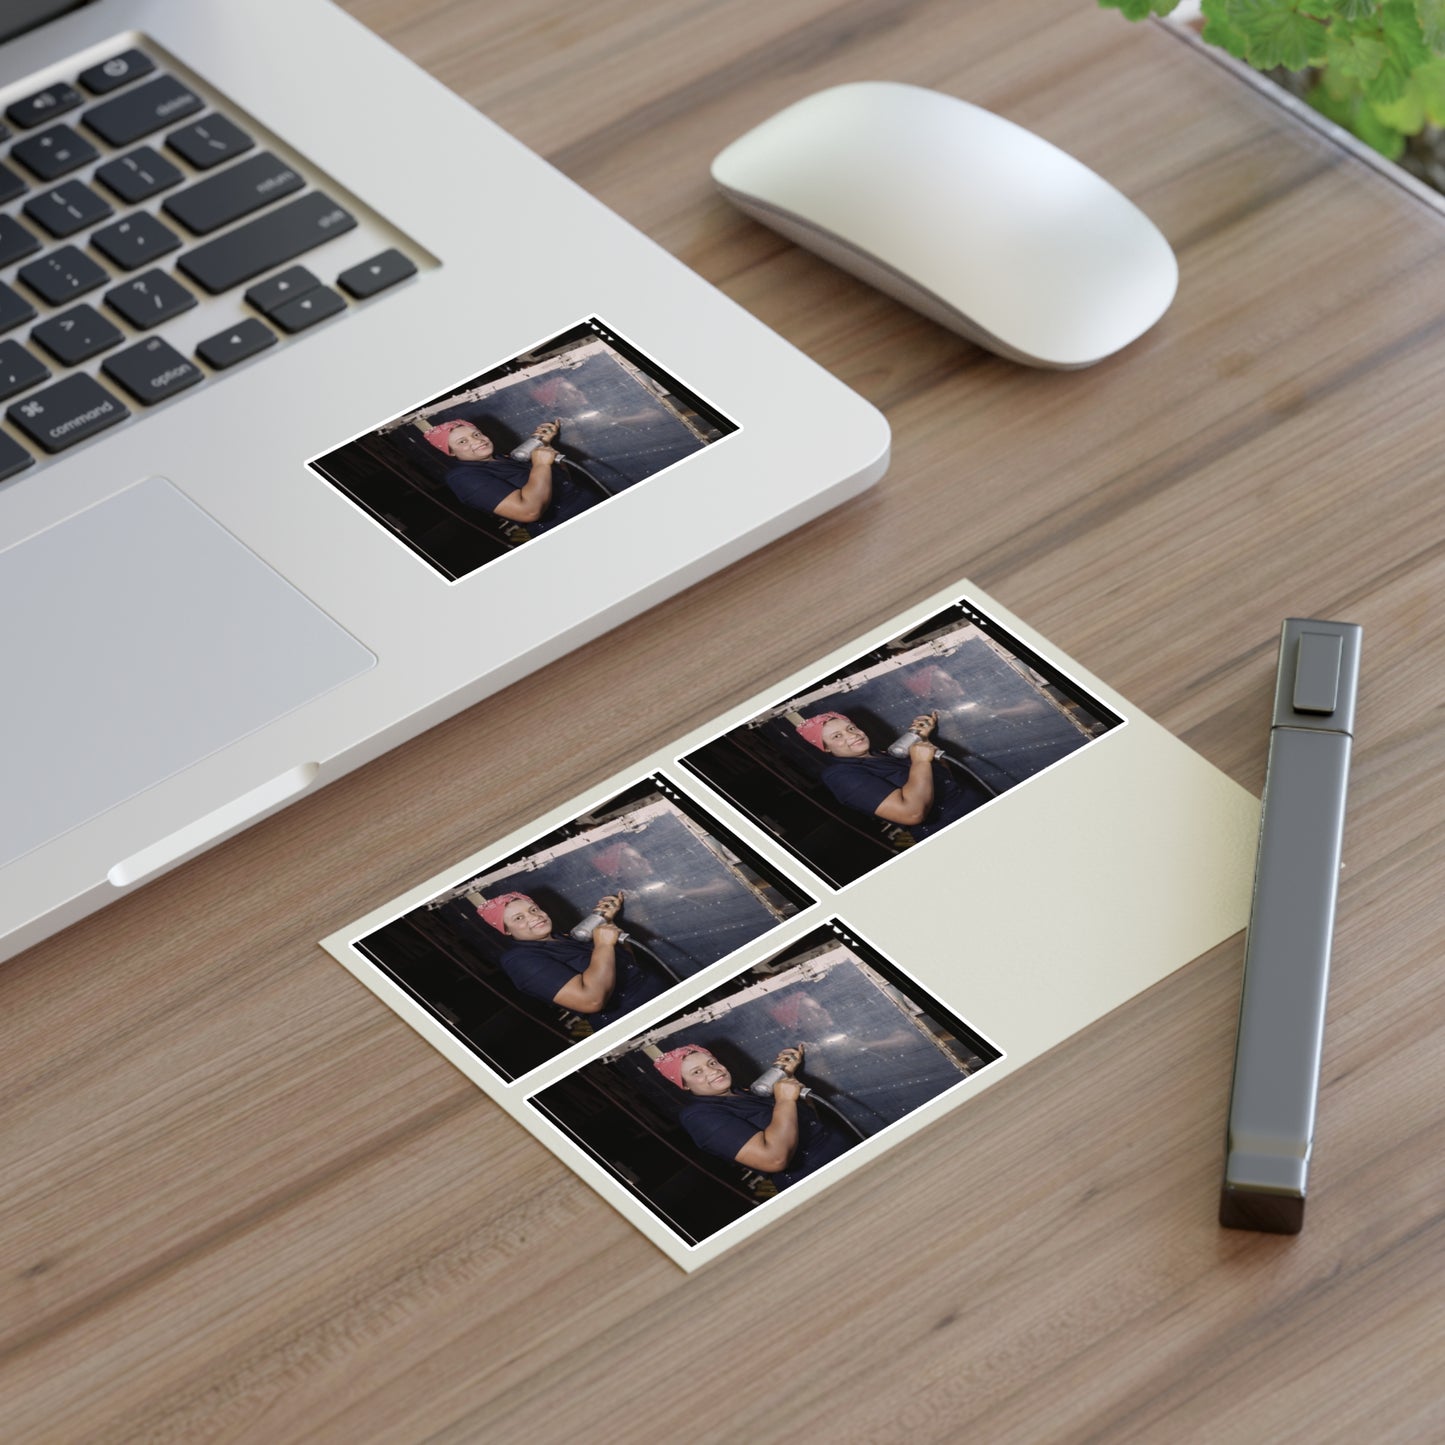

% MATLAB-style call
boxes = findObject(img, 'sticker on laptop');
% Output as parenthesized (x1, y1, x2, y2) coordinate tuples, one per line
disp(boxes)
(527, 919, 1002, 1250)
(307, 317, 738, 582)
(677, 597, 1123, 889)
(346, 774, 813, 1084)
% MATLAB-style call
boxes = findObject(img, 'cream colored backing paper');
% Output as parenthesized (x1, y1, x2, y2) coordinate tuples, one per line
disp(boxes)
(322, 580, 1259, 1270)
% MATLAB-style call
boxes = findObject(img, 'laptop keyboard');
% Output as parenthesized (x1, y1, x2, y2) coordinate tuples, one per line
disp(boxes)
(0, 44, 422, 482)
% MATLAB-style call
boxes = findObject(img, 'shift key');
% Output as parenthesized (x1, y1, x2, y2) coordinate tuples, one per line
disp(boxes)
(178, 192, 356, 294)
(163, 151, 303, 236)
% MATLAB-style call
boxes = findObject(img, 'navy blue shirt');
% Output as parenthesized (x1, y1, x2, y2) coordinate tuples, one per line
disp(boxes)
(820, 751, 989, 838)
(499, 935, 663, 1027)
(442, 455, 600, 535)
(679, 1090, 854, 1188)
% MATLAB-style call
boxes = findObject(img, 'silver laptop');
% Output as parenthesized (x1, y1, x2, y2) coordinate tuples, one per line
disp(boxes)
(0, 0, 890, 962)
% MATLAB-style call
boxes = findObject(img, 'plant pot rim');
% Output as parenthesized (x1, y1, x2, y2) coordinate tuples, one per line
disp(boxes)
(1152, 17, 1445, 219)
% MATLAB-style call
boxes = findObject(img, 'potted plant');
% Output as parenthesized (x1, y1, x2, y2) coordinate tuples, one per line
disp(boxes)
(1101, 0, 1445, 196)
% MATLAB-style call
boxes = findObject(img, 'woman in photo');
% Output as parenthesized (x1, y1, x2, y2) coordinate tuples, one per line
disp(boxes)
(653, 1041, 853, 1188)
(424, 416, 601, 535)
(480, 890, 665, 1026)
(795, 708, 991, 839)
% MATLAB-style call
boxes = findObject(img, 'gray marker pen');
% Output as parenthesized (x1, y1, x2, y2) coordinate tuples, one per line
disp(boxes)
(1220, 617, 1362, 1234)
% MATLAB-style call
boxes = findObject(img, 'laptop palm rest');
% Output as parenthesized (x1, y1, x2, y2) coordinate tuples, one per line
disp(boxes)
(0, 477, 374, 871)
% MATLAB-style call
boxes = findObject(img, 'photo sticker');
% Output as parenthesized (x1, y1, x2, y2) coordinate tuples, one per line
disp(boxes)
(309, 318, 738, 581)
(528, 921, 1002, 1248)
(350, 776, 813, 1084)
(679, 598, 1123, 889)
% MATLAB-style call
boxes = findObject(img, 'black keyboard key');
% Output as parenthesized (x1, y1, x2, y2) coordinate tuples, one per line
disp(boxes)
(0, 429, 34, 482)
(104, 268, 196, 329)
(17, 245, 108, 306)
(163, 152, 303, 236)
(7, 83, 83, 131)
(91, 212, 181, 271)
(32, 304, 123, 366)
(103, 336, 203, 407)
(271, 285, 345, 333)
(244, 265, 319, 315)
(0, 340, 49, 401)
(79, 49, 156, 96)
(338, 248, 417, 300)
(166, 114, 252, 169)
(95, 147, 183, 205)
(0, 161, 28, 205)
(8, 372, 128, 452)
(0, 215, 42, 268)
(11, 124, 98, 181)
(23, 180, 113, 239)
(83, 74, 201, 148)
(0, 283, 36, 335)
(178, 192, 356, 294)
(196, 318, 276, 370)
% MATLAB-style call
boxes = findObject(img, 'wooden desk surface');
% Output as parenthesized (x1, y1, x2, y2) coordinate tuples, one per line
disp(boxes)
(3, 1, 1442, 1439)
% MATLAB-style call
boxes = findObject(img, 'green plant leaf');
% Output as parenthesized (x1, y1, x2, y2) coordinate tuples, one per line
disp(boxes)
(1309, 76, 1361, 121)
(1300, 0, 1381, 14)
(1354, 98, 1412, 149)
(1365, 58, 1410, 99)
(1371, 71, 1428, 123)
(1224, 0, 1327, 69)
(1321, 58, 1367, 95)
(1409, 53, 1445, 117)
(1380, 0, 1432, 64)
(1365, 46, 1415, 99)
(1097, 0, 1181, 17)
(1308, 79, 1409, 151)
(1416, 0, 1445, 48)
(1201, 0, 1253, 55)
(1325, 26, 1391, 77)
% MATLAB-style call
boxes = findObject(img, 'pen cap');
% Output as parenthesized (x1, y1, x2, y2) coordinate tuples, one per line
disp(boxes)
(1271, 619, 1362, 735)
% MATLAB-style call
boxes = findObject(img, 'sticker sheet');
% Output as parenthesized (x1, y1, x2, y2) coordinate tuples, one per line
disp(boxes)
(322, 580, 1258, 1269)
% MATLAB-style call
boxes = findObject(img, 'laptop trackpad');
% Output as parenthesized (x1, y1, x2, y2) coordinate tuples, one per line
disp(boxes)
(0, 477, 375, 869)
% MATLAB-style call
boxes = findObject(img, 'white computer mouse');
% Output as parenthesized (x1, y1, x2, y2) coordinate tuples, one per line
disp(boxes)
(711, 81, 1178, 369)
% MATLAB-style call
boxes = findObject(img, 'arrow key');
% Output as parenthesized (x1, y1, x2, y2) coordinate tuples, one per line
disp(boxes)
(244, 266, 320, 316)
(196, 318, 276, 370)
(270, 284, 345, 334)
(337, 248, 416, 300)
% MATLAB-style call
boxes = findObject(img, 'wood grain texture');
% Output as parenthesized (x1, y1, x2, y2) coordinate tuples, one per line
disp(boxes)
(3, 1, 1442, 1440)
